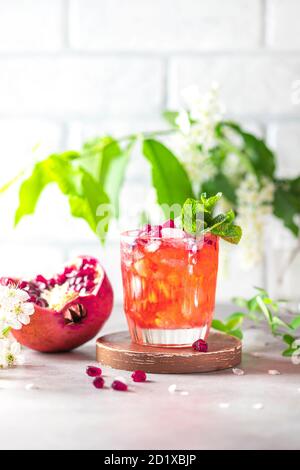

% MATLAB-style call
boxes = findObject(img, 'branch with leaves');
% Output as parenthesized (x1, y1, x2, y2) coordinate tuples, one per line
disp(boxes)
(212, 287, 300, 357)
(1, 85, 300, 251)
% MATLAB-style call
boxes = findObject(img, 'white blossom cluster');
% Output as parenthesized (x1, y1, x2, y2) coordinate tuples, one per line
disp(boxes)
(236, 174, 275, 268)
(173, 83, 225, 190)
(0, 284, 34, 369)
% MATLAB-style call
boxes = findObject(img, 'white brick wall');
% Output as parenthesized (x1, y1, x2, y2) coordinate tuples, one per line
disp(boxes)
(0, 0, 300, 304)
(169, 56, 300, 117)
(69, 0, 262, 51)
(0, 0, 64, 51)
(266, 0, 300, 50)
(0, 58, 163, 117)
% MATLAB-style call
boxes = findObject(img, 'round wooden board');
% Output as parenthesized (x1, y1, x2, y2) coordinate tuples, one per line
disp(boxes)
(96, 331, 242, 374)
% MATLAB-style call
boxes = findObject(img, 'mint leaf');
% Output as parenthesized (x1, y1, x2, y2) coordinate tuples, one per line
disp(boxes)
(181, 198, 206, 234)
(181, 193, 242, 244)
(210, 221, 242, 244)
(143, 139, 194, 213)
(200, 192, 222, 212)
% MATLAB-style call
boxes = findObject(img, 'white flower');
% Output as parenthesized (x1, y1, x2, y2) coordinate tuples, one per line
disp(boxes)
(0, 285, 34, 332)
(171, 83, 225, 190)
(0, 338, 24, 369)
(236, 174, 275, 268)
(0, 285, 29, 306)
(176, 110, 191, 135)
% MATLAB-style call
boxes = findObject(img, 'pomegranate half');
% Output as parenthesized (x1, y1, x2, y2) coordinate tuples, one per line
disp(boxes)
(1, 256, 113, 352)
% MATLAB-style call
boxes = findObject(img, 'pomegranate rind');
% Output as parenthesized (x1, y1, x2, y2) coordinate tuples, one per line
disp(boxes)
(8, 257, 113, 353)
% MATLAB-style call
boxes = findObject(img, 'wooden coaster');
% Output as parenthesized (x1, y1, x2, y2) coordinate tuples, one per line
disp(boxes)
(96, 331, 242, 374)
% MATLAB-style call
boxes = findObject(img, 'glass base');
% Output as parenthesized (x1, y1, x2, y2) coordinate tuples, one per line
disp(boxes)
(128, 321, 209, 347)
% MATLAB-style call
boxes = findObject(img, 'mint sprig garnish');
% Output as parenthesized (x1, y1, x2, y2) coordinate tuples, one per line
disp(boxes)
(181, 192, 242, 244)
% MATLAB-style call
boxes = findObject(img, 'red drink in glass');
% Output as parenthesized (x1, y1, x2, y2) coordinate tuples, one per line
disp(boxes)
(121, 230, 219, 347)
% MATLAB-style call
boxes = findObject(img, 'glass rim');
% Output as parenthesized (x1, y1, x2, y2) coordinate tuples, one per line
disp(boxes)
(120, 229, 219, 243)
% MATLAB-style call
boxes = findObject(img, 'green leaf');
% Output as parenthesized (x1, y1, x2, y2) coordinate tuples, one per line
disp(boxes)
(201, 173, 237, 205)
(99, 139, 135, 218)
(211, 318, 243, 340)
(68, 170, 111, 240)
(283, 334, 296, 346)
(217, 121, 276, 178)
(143, 139, 194, 213)
(162, 111, 180, 127)
(200, 192, 222, 212)
(274, 178, 300, 236)
(229, 328, 243, 340)
(15, 157, 54, 225)
(181, 194, 242, 244)
(181, 198, 206, 234)
(211, 319, 227, 333)
(78, 136, 133, 218)
(282, 348, 295, 357)
(225, 312, 246, 330)
(290, 316, 300, 330)
(0, 171, 25, 194)
(15, 153, 111, 242)
(210, 221, 242, 244)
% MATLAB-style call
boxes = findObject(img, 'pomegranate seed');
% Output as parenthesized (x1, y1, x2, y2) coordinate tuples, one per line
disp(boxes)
(93, 377, 105, 389)
(162, 219, 175, 229)
(86, 366, 102, 377)
(56, 274, 67, 285)
(48, 278, 56, 288)
(19, 281, 29, 289)
(35, 298, 49, 307)
(86, 258, 97, 266)
(131, 370, 147, 382)
(111, 380, 128, 392)
(35, 274, 48, 285)
(192, 339, 208, 352)
(63, 266, 74, 275)
(86, 281, 95, 291)
(142, 224, 152, 232)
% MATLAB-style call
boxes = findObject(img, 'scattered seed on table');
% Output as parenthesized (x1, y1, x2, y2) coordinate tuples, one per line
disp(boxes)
(168, 384, 177, 393)
(232, 368, 245, 376)
(219, 403, 230, 409)
(268, 369, 281, 375)
(252, 403, 264, 410)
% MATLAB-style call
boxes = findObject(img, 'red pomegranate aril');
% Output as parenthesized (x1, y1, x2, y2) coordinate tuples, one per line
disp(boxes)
(63, 266, 73, 275)
(19, 281, 29, 289)
(131, 370, 147, 382)
(87, 280, 95, 289)
(192, 339, 208, 352)
(35, 274, 48, 285)
(57, 274, 67, 285)
(93, 377, 105, 389)
(162, 219, 175, 229)
(36, 298, 49, 308)
(81, 267, 95, 277)
(142, 224, 152, 233)
(48, 278, 56, 288)
(112, 380, 128, 392)
(86, 366, 102, 377)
